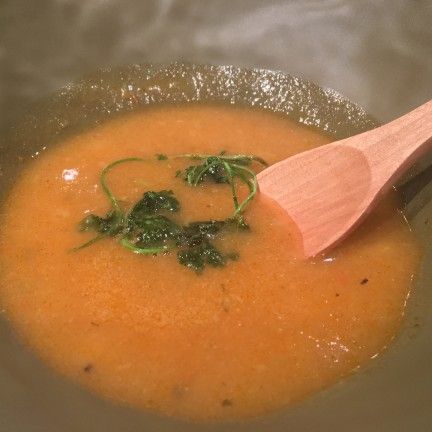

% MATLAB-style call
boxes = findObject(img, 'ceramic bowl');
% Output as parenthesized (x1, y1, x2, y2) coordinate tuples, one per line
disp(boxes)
(0, 64, 430, 432)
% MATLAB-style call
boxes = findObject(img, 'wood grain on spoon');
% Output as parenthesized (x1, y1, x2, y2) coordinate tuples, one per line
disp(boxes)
(257, 100, 432, 258)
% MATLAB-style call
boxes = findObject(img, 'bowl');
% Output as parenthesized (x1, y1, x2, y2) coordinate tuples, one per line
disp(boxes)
(0, 64, 431, 432)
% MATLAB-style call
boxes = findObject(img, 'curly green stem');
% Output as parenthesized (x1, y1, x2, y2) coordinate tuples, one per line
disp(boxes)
(120, 238, 171, 255)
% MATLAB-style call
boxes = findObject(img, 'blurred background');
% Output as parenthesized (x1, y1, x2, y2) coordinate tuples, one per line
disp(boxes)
(1, 0, 432, 133)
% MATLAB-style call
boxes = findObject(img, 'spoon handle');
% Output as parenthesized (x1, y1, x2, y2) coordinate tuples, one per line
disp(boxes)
(346, 99, 432, 187)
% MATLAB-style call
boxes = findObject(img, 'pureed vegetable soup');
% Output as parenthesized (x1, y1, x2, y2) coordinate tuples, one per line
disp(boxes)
(0, 105, 421, 420)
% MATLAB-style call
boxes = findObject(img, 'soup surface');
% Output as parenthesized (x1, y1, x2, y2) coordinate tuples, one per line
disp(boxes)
(0, 105, 421, 420)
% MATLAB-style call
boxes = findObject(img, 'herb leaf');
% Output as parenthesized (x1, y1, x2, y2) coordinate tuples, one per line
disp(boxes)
(129, 215, 181, 248)
(175, 219, 245, 273)
(124, 191, 181, 252)
(178, 220, 225, 247)
(178, 242, 226, 273)
(79, 213, 111, 233)
(128, 190, 179, 220)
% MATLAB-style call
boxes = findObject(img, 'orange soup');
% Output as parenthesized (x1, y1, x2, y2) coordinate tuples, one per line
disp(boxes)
(0, 105, 421, 420)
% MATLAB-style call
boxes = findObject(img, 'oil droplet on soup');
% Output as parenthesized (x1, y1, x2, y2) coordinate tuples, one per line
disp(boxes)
(0, 105, 421, 420)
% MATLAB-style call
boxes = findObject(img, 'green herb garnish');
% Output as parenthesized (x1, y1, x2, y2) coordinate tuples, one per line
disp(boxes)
(74, 153, 266, 273)
(176, 153, 267, 222)
(178, 243, 226, 273)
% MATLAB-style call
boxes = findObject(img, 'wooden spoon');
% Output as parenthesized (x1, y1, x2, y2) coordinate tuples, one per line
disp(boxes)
(257, 99, 432, 258)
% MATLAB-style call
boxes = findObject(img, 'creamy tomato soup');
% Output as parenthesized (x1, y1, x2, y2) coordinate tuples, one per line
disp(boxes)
(0, 105, 421, 420)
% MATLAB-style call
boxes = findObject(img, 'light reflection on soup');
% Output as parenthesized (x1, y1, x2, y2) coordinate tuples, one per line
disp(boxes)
(0, 105, 421, 420)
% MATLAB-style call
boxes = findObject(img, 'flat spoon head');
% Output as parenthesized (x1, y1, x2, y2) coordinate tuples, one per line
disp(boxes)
(257, 143, 374, 258)
(258, 100, 432, 258)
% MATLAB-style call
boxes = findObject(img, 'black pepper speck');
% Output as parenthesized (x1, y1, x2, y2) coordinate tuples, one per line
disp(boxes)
(83, 364, 93, 373)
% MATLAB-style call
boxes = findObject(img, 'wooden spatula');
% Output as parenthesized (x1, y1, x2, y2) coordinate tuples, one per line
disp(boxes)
(257, 100, 432, 258)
